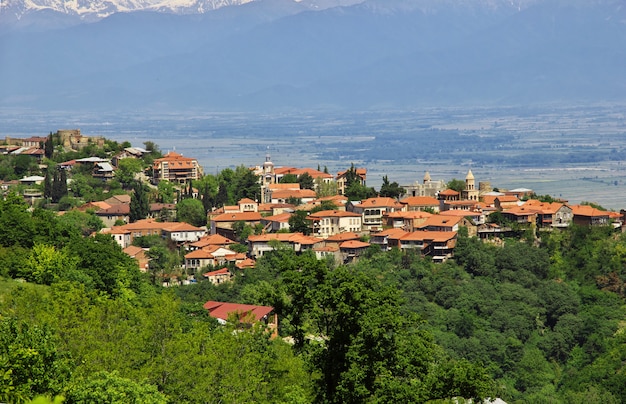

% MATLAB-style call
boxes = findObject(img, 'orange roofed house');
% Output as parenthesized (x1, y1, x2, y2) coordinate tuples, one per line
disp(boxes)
(247, 233, 321, 258)
(391, 230, 458, 262)
(152, 151, 202, 184)
(349, 197, 404, 232)
(308, 210, 363, 238)
(203, 301, 278, 338)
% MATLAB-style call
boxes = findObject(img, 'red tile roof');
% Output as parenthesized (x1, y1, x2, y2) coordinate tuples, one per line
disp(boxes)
(339, 240, 370, 249)
(262, 212, 293, 223)
(247, 233, 320, 245)
(203, 301, 274, 323)
(570, 205, 609, 217)
(309, 210, 361, 219)
(268, 183, 300, 190)
(236, 258, 256, 269)
(360, 197, 404, 208)
(325, 232, 360, 242)
(203, 267, 230, 277)
(419, 215, 462, 228)
(271, 189, 317, 199)
(439, 189, 460, 196)
(371, 228, 409, 238)
(152, 151, 198, 169)
(400, 196, 439, 206)
(400, 231, 457, 242)
(189, 234, 235, 248)
(385, 211, 432, 220)
(211, 212, 263, 222)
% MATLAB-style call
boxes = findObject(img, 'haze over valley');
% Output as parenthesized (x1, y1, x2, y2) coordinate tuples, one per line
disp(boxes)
(1, 0, 625, 208)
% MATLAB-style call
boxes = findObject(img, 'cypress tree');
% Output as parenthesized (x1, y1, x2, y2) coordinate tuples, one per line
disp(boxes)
(59, 169, 68, 198)
(51, 169, 62, 203)
(130, 181, 149, 222)
(43, 169, 52, 200)
(44, 132, 54, 159)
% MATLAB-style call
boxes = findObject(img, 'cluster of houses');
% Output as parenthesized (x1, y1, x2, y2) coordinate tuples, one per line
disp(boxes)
(90, 161, 624, 289)
(4, 132, 625, 334)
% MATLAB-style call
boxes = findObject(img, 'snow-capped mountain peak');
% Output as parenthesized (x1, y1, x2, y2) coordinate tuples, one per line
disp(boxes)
(1, 0, 255, 20)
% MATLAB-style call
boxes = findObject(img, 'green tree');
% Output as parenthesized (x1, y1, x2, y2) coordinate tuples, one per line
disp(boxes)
(43, 169, 52, 200)
(51, 169, 68, 204)
(215, 180, 229, 208)
(0, 318, 71, 403)
(310, 200, 338, 214)
(446, 178, 465, 192)
(115, 158, 144, 188)
(345, 181, 376, 201)
(316, 177, 338, 197)
(44, 132, 54, 159)
(68, 233, 142, 297)
(298, 172, 315, 190)
(65, 371, 167, 404)
(129, 181, 149, 222)
(156, 180, 175, 204)
(284, 263, 492, 403)
(195, 175, 218, 213)
(288, 210, 311, 235)
(176, 198, 206, 227)
(280, 173, 299, 183)
(14, 155, 35, 178)
(56, 209, 104, 237)
(232, 165, 260, 203)
(378, 175, 404, 198)
(286, 196, 302, 206)
(232, 220, 253, 242)
(21, 243, 78, 285)
(0, 191, 35, 248)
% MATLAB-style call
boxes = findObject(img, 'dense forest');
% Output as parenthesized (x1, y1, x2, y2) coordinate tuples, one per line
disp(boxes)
(1, 187, 626, 403)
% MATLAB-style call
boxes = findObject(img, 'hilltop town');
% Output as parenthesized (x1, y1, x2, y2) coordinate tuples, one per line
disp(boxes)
(1, 130, 623, 285)
(3, 129, 626, 404)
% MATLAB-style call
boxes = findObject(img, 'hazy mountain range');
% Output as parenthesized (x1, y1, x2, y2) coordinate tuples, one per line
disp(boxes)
(0, 0, 624, 112)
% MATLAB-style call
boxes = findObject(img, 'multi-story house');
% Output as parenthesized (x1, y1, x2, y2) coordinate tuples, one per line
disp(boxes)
(400, 195, 440, 212)
(417, 215, 462, 232)
(152, 151, 201, 184)
(570, 205, 610, 226)
(209, 211, 263, 238)
(247, 233, 321, 258)
(383, 211, 432, 231)
(261, 212, 293, 233)
(523, 200, 572, 228)
(500, 205, 538, 225)
(185, 246, 245, 271)
(308, 210, 362, 238)
(270, 188, 317, 204)
(391, 231, 458, 262)
(104, 218, 206, 245)
(369, 228, 409, 251)
(351, 197, 404, 232)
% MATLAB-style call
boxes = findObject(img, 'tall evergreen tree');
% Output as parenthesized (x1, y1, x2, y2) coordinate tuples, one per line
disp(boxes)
(215, 181, 229, 208)
(298, 172, 315, 190)
(201, 184, 213, 214)
(44, 132, 54, 159)
(130, 181, 149, 222)
(59, 169, 68, 198)
(43, 169, 52, 200)
(51, 169, 66, 203)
